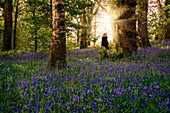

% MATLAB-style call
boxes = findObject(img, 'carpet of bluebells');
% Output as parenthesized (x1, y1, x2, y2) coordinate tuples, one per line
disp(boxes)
(0, 41, 170, 113)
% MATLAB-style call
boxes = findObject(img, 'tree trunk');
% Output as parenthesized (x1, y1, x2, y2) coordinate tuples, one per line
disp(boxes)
(32, 11, 38, 52)
(76, 30, 80, 46)
(155, 0, 167, 41)
(48, 0, 66, 69)
(86, 18, 92, 46)
(13, 0, 19, 50)
(116, 0, 138, 57)
(86, 3, 99, 46)
(156, 0, 162, 12)
(138, 0, 151, 47)
(80, 9, 87, 49)
(165, 0, 170, 40)
(2, 0, 12, 51)
(110, 2, 118, 44)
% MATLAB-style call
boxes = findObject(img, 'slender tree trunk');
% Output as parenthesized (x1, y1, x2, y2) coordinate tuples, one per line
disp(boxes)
(138, 0, 151, 47)
(165, 0, 170, 40)
(94, 15, 97, 38)
(2, 0, 13, 51)
(157, 0, 162, 12)
(77, 30, 80, 46)
(50, 0, 52, 27)
(87, 18, 92, 46)
(80, 9, 87, 49)
(32, 11, 38, 52)
(48, 0, 66, 69)
(13, 0, 19, 50)
(110, 2, 118, 44)
(86, 4, 99, 47)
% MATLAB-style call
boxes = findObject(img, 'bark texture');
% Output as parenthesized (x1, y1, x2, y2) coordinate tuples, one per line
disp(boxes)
(48, 0, 66, 69)
(2, 0, 12, 51)
(32, 10, 38, 52)
(116, 0, 138, 57)
(13, 0, 19, 50)
(138, 0, 151, 47)
(165, 0, 170, 40)
(80, 9, 87, 49)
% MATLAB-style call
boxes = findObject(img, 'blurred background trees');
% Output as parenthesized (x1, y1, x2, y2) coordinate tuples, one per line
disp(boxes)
(0, 0, 169, 54)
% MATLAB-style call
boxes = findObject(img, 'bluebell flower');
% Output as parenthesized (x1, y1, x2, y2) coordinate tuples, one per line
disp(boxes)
(17, 107, 22, 113)
(167, 98, 169, 104)
(116, 103, 119, 108)
(168, 105, 170, 111)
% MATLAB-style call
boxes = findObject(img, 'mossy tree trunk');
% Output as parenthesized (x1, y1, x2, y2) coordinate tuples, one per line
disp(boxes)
(2, 0, 12, 51)
(138, 0, 151, 47)
(48, 0, 66, 69)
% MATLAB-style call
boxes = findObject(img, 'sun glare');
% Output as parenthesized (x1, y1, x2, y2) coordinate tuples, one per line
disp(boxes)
(93, 5, 129, 45)
(95, 12, 113, 44)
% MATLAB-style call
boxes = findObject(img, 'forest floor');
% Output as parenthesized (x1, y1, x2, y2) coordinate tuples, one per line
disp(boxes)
(0, 41, 170, 112)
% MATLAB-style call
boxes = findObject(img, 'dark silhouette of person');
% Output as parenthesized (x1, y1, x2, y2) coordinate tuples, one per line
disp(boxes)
(101, 33, 109, 50)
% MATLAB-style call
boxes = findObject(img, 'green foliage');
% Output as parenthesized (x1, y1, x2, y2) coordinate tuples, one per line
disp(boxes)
(148, 3, 170, 41)
(65, 0, 98, 40)
(97, 45, 124, 60)
(0, 19, 3, 49)
(66, 39, 78, 52)
(21, 0, 51, 51)
(0, 0, 5, 8)
(107, 47, 123, 59)
(97, 46, 108, 59)
(91, 35, 99, 45)
(0, 50, 21, 58)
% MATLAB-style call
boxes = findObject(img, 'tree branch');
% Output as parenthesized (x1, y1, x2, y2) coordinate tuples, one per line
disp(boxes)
(95, 0, 110, 15)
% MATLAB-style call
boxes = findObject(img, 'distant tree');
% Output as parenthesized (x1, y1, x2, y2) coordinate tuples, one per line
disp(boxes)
(48, 0, 66, 69)
(2, 0, 13, 51)
(80, 0, 99, 48)
(155, 0, 167, 41)
(86, 0, 99, 46)
(13, 0, 19, 50)
(23, 0, 52, 52)
(138, 0, 151, 47)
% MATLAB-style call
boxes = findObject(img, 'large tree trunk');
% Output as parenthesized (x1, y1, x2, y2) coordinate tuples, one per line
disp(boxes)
(80, 9, 87, 49)
(116, 0, 138, 57)
(165, 0, 170, 40)
(48, 0, 66, 69)
(138, 0, 151, 47)
(13, 0, 19, 50)
(2, 0, 12, 51)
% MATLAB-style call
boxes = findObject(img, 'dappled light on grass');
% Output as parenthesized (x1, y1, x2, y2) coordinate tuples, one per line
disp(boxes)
(0, 42, 170, 112)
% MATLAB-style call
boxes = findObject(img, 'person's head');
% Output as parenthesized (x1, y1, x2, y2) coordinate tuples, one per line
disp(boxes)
(103, 33, 107, 37)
